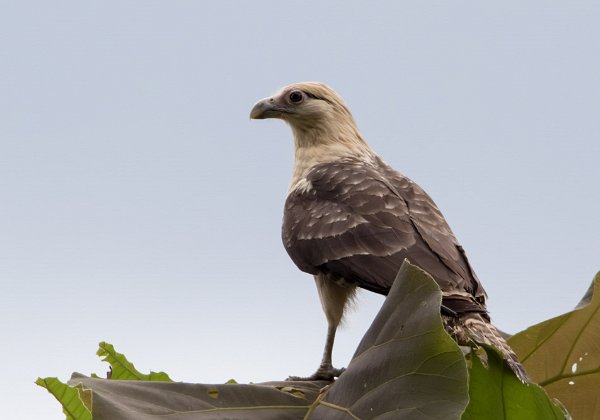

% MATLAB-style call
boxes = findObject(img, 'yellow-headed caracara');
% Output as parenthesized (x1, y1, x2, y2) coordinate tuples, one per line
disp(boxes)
(250, 82, 528, 383)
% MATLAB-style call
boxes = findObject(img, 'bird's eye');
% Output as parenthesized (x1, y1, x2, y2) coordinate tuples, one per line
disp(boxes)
(289, 90, 304, 104)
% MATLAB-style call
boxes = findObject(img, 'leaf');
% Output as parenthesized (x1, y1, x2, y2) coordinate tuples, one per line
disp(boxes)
(67, 373, 325, 420)
(41, 261, 573, 419)
(36, 377, 92, 420)
(96, 341, 173, 382)
(307, 261, 470, 419)
(461, 345, 567, 420)
(509, 272, 600, 420)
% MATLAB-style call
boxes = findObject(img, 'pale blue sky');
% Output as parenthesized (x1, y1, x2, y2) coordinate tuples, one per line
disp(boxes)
(1, 2, 599, 418)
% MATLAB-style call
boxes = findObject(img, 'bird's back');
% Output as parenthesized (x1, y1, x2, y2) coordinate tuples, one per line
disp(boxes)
(283, 156, 487, 317)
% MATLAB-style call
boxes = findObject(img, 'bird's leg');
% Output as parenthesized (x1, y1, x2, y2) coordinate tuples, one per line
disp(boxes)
(287, 323, 344, 381)
(316, 323, 346, 378)
(287, 275, 355, 382)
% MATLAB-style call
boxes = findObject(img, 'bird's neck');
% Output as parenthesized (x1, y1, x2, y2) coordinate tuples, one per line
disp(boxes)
(289, 122, 375, 189)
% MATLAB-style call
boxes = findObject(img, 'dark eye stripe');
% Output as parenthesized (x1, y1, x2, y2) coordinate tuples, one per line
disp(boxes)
(304, 91, 333, 104)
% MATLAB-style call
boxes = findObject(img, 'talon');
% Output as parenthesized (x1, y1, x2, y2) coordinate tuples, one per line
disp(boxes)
(286, 366, 345, 382)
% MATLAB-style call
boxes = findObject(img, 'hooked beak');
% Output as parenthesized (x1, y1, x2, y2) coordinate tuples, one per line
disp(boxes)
(249, 97, 287, 120)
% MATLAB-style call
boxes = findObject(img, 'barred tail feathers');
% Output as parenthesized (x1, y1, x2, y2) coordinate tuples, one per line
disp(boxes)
(444, 313, 529, 383)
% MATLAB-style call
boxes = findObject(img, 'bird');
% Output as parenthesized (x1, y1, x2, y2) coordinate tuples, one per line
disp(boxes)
(249, 82, 528, 383)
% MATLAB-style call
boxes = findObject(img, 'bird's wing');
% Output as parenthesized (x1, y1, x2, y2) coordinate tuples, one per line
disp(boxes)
(283, 159, 486, 314)
(377, 159, 487, 302)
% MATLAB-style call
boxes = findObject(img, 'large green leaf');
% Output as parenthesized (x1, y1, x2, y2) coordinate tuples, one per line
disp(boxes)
(509, 272, 600, 419)
(461, 345, 567, 420)
(68, 374, 324, 420)
(65, 261, 468, 419)
(96, 341, 172, 382)
(36, 377, 92, 420)
(307, 261, 470, 419)
(39, 261, 574, 419)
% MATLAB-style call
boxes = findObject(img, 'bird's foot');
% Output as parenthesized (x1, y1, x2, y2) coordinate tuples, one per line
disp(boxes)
(286, 365, 345, 382)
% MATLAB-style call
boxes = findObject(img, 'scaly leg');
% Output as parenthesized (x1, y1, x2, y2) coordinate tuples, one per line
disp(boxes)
(287, 274, 356, 381)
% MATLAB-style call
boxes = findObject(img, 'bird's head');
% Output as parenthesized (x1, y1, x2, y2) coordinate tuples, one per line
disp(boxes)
(250, 82, 367, 150)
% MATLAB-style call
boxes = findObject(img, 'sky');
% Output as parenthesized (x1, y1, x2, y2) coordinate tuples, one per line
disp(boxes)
(1, 1, 599, 418)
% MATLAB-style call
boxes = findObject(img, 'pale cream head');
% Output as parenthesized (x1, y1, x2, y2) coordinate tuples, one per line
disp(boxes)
(251, 82, 375, 188)
(250, 82, 368, 149)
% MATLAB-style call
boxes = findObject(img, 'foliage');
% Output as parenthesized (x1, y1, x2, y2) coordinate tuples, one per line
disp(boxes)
(35, 377, 92, 420)
(95, 341, 172, 382)
(37, 262, 600, 419)
(509, 272, 600, 419)
(307, 262, 469, 419)
(67, 373, 321, 419)
(462, 345, 566, 419)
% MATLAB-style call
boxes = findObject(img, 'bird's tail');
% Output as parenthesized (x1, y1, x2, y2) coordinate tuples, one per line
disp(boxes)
(443, 313, 529, 383)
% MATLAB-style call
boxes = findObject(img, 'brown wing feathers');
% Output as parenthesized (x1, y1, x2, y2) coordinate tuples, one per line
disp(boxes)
(283, 158, 487, 316)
